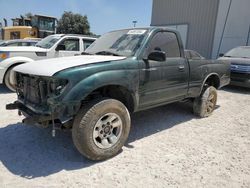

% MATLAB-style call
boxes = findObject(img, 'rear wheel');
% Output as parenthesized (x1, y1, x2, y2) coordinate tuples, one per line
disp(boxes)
(193, 86, 217, 118)
(72, 98, 131, 161)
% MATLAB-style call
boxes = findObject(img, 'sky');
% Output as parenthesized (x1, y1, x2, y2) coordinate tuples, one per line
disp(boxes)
(0, 0, 153, 35)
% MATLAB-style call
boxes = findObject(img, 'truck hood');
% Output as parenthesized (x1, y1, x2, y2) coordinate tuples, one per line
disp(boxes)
(14, 55, 126, 76)
(0, 46, 47, 53)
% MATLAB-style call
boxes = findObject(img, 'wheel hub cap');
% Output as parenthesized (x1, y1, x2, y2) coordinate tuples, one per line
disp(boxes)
(93, 113, 123, 149)
(104, 126, 111, 134)
(206, 93, 216, 113)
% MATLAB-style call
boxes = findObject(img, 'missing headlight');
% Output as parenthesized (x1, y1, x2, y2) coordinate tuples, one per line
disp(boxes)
(50, 78, 68, 96)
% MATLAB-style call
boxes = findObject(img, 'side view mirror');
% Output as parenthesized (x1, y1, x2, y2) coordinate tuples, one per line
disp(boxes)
(148, 51, 166, 62)
(56, 44, 66, 51)
(219, 53, 224, 57)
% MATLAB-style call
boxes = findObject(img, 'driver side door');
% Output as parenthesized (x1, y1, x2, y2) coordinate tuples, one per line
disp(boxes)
(54, 38, 81, 57)
(138, 31, 189, 109)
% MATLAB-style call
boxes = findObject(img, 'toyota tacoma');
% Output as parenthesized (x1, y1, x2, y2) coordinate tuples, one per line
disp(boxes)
(6, 27, 230, 160)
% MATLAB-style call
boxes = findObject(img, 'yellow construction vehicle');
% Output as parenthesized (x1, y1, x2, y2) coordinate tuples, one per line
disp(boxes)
(2, 26, 38, 40)
(1, 15, 56, 40)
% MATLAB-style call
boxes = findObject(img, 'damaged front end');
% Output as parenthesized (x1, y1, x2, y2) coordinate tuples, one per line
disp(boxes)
(6, 72, 81, 133)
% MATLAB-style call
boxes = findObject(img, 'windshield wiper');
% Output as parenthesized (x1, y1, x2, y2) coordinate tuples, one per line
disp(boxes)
(95, 51, 120, 56)
(81, 51, 93, 55)
(36, 45, 44, 48)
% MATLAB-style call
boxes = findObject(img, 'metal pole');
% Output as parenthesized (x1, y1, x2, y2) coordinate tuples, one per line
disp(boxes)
(246, 25, 250, 46)
(133, 21, 137, 28)
(216, 0, 232, 57)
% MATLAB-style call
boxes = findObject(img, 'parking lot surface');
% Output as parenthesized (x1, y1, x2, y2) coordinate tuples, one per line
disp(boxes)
(0, 85, 249, 188)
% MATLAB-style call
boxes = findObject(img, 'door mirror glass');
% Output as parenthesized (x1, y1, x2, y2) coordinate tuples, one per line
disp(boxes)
(56, 44, 66, 51)
(219, 53, 224, 57)
(148, 51, 166, 61)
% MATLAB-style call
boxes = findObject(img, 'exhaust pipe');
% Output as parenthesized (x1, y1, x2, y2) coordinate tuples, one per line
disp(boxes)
(20, 15, 24, 26)
(3, 18, 7, 27)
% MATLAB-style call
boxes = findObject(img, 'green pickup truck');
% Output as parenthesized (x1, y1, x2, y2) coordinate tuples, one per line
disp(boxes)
(7, 27, 230, 160)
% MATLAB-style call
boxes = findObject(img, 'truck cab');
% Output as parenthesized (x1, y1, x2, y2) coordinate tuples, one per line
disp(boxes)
(0, 34, 96, 90)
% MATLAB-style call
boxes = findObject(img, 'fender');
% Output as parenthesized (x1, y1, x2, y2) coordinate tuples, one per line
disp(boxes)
(198, 73, 220, 95)
(62, 69, 139, 108)
(0, 56, 34, 84)
(1, 56, 34, 69)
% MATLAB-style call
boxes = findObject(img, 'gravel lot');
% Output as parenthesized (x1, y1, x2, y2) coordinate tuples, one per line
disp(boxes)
(0, 84, 249, 188)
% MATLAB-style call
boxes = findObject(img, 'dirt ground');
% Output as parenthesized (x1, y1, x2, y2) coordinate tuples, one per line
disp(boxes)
(0, 84, 249, 188)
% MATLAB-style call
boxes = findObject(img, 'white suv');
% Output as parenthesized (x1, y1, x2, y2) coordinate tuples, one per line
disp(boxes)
(0, 34, 96, 91)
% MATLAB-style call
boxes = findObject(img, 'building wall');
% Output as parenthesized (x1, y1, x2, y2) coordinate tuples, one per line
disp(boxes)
(212, 0, 250, 58)
(151, 0, 220, 58)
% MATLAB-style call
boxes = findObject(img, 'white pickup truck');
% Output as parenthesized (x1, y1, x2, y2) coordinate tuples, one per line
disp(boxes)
(0, 34, 96, 91)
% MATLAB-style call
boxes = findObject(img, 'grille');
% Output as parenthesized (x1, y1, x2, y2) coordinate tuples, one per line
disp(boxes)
(17, 73, 49, 105)
(231, 64, 250, 73)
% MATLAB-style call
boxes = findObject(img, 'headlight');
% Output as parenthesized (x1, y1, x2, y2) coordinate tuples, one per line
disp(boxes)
(0, 52, 10, 62)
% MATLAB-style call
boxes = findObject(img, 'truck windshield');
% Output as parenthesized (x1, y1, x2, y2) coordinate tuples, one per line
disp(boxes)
(225, 47, 250, 58)
(85, 29, 149, 57)
(36, 35, 62, 49)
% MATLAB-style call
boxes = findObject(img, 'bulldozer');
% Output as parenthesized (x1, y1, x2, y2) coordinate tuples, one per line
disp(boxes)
(1, 14, 57, 40)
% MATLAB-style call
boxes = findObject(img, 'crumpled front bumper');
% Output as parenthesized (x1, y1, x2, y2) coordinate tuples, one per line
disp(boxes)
(231, 72, 250, 88)
(6, 101, 53, 125)
(6, 99, 81, 127)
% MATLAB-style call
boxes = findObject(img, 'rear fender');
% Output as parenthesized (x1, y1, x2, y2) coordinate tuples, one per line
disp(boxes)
(198, 73, 220, 95)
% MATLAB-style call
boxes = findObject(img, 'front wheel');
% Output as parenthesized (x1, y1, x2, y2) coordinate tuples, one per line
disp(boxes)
(72, 98, 131, 161)
(4, 67, 16, 92)
(193, 86, 217, 118)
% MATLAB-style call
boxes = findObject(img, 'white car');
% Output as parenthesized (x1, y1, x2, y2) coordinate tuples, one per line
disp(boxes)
(0, 39, 40, 47)
(0, 34, 96, 91)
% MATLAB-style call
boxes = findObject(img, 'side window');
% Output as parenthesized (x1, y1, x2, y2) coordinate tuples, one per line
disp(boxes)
(7, 42, 19, 46)
(190, 51, 203, 59)
(185, 51, 191, 59)
(10, 31, 20, 39)
(147, 32, 181, 58)
(21, 42, 29, 46)
(83, 39, 94, 50)
(60, 38, 80, 51)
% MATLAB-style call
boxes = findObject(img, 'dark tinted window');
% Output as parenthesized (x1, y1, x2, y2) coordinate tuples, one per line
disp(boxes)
(147, 32, 180, 58)
(10, 31, 20, 39)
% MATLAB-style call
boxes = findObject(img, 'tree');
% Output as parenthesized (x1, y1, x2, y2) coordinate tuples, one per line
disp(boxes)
(57, 11, 92, 35)
(25, 13, 33, 19)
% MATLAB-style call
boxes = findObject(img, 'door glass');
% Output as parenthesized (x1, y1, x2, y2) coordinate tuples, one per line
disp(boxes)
(83, 39, 94, 50)
(60, 39, 80, 51)
(189, 50, 204, 59)
(184, 50, 192, 59)
(7, 42, 19, 46)
(147, 32, 181, 58)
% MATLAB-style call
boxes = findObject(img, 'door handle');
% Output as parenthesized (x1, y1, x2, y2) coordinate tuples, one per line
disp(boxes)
(142, 68, 157, 71)
(74, 54, 80, 56)
(178, 65, 185, 71)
